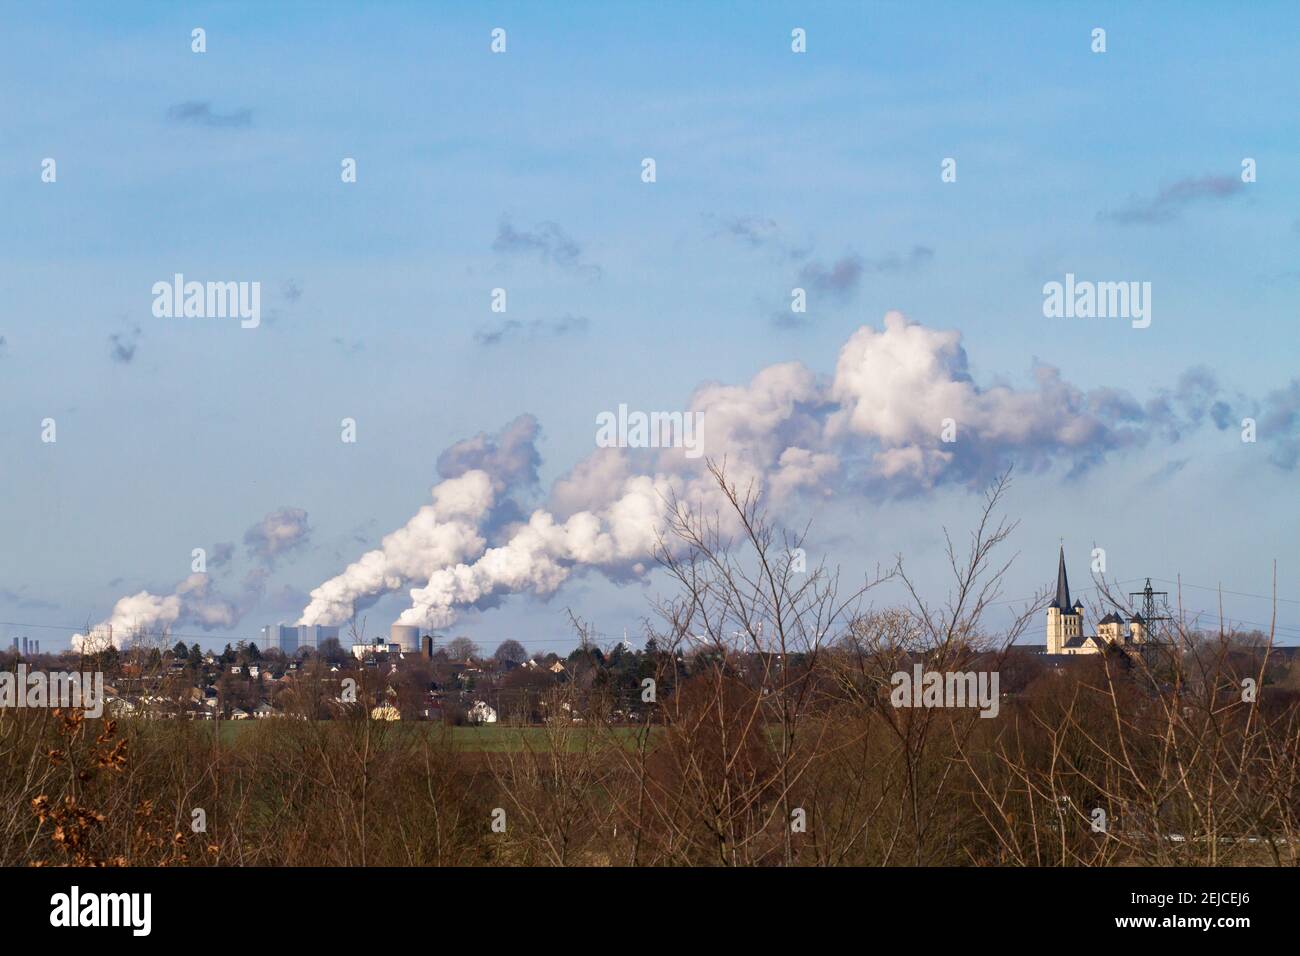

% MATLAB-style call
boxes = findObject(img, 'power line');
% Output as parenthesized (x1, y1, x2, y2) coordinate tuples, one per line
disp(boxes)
(983, 577, 1145, 608)
(1148, 578, 1300, 607)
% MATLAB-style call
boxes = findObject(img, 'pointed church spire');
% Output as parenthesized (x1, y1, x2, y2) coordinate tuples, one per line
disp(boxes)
(1052, 545, 1072, 610)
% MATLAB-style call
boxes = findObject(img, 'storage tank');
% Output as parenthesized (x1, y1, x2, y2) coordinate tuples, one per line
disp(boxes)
(390, 624, 420, 653)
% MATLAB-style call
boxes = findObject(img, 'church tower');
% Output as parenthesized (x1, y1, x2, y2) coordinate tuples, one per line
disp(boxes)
(1128, 613, 1146, 644)
(1046, 546, 1083, 653)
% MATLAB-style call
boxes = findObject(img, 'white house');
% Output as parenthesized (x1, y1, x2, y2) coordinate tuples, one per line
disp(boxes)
(468, 700, 498, 724)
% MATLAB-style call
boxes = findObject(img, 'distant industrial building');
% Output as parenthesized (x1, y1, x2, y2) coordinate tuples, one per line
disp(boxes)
(351, 639, 401, 660)
(259, 624, 341, 654)
(390, 624, 420, 654)
(349, 623, 424, 660)
(260, 624, 299, 654)
(297, 625, 340, 649)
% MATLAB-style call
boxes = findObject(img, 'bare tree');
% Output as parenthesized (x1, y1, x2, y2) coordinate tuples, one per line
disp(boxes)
(493, 639, 529, 665)
(447, 636, 480, 661)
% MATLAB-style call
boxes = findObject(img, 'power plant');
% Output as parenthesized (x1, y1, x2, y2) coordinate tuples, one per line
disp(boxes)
(259, 624, 340, 654)
(297, 625, 340, 649)
(257, 622, 426, 658)
(390, 624, 420, 654)
(347, 624, 425, 660)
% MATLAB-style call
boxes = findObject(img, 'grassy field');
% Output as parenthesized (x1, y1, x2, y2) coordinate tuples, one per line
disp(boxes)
(212, 720, 651, 752)
(445, 725, 648, 752)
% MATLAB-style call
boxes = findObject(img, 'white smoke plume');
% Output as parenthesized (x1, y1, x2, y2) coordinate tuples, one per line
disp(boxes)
(72, 506, 313, 651)
(244, 506, 312, 564)
(69, 313, 1293, 648)
(385, 311, 1254, 629)
(70, 572, 243, 652)
(295, 415, 543, 626)
(295, 470, 495, 626)
(72, 591, 182, 652)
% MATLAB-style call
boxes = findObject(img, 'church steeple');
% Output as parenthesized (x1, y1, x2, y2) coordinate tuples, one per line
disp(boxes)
(1051, 545, 1071, 610)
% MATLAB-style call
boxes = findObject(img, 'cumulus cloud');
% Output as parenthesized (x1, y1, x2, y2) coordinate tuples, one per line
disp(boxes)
(1100, 175, 1244, 225)
(826, 316, 1149, 486)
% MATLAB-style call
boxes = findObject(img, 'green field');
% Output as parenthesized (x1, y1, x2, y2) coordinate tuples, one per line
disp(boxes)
(445, 725, 648, 752)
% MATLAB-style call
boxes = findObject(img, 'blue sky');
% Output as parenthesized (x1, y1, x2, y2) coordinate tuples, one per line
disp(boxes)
(2, 1, 1298, 652)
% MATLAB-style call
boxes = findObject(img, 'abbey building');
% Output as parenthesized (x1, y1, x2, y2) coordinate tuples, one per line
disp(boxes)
(1046, 547, 1146, 655)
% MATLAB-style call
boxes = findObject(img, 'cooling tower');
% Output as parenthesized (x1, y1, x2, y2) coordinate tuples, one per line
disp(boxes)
(390, 624, 420, 653)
